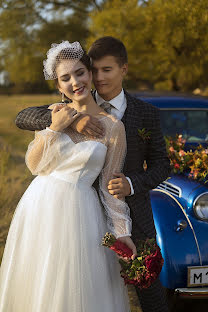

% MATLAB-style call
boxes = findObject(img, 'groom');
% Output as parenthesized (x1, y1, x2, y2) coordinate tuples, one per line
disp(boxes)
(15, 36, 170, 312)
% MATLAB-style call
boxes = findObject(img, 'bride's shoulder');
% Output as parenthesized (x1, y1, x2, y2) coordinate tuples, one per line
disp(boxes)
(101, 116, 125, 141)
(101, 114, 124, 129)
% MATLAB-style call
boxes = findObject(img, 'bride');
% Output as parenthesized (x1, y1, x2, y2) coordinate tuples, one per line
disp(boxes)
(0, 41, 136, 312)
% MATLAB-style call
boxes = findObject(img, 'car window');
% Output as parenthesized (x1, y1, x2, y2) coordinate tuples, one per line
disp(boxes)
(160, 110, 208, 142)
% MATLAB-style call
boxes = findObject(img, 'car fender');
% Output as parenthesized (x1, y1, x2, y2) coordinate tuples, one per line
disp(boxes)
(150, 189, 201, 289)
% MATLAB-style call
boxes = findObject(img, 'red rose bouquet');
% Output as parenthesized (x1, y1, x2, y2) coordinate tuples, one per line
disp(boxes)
(102, 233, 164, 289)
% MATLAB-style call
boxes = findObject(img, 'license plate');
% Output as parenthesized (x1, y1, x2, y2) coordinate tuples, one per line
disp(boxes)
(188, 266, 208, 287)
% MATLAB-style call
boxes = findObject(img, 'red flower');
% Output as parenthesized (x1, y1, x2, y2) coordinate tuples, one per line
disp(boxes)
(145, 249, 164, 274)
(174, 163, 180, 169)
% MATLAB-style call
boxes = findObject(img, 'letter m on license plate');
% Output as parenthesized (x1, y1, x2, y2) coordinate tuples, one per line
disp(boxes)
(188, 266, 208, 287)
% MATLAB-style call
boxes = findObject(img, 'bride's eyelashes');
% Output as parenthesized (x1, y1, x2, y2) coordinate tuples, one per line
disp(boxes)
(61, 71, 85, 82)
(77, 70, 85, 76)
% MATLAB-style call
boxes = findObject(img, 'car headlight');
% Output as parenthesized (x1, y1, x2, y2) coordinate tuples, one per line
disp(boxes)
(193, 193, 208, 221)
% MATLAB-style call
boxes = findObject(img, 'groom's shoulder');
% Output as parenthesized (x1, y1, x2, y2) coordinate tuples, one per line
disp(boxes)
(125, 91, 159, 114)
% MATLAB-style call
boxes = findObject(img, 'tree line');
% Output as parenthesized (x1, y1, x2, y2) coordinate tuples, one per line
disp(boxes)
(0, 0, 208, 93)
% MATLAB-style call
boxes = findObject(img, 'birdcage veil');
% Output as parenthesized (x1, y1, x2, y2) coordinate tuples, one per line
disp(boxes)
(43, 41, 84, 80)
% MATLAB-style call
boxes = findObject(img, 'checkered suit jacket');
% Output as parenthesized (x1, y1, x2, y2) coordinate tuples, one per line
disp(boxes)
(122, 91, 170, 241)
(15, 91, 170, 241)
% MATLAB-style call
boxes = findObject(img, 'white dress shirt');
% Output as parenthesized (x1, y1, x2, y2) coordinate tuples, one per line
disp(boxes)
(95, 89, 127, 120)
(95, 89, 134, 196)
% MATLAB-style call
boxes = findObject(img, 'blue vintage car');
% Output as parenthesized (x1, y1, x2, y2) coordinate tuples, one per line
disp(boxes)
(134, 93, 208, 310)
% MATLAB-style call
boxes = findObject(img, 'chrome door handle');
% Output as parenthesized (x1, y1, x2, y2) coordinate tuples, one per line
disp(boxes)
(175, 220, 188, 232)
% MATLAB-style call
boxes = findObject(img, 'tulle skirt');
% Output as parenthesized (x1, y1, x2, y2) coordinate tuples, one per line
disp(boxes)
(0, 175, 130, 312)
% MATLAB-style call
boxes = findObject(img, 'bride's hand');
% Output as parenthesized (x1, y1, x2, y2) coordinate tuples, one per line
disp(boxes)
(71, 113, 105, 138)
(49, 105, 81, 132)
(117, 236, 137, 260)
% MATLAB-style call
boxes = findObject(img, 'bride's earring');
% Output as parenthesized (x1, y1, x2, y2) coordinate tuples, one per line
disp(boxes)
(61, 93, 65, 103)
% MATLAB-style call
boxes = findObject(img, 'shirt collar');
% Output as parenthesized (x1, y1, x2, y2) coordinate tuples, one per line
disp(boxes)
(95, 89, 125, 110)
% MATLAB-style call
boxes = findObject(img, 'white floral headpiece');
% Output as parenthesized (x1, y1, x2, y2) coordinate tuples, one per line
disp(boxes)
(43, 41, 84, 80)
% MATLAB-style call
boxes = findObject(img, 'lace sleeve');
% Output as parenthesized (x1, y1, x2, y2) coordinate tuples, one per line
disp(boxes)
(25, 128, 72, 175)
(99, 119, 132, 238)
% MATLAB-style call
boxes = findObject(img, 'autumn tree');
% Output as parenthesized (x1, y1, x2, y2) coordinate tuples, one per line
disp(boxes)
(0, 0, 104, 92)
(88, 0, 208, 91)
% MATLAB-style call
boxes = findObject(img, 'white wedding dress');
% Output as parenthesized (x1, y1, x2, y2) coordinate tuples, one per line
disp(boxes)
(0, 115, 132, 312)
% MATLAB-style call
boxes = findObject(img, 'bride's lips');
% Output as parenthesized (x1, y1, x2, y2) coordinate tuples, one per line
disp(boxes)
(73, 86, 85, 94)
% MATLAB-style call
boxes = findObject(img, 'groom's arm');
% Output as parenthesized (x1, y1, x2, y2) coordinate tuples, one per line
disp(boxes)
(15, 105, 104, 136)
(15, 105, 52, 131)
(127, 106, 170, 194)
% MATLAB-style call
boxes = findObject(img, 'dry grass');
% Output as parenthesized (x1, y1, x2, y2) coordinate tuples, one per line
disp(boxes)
(0, 94, 60, 260)
(0, 94, 141, 311)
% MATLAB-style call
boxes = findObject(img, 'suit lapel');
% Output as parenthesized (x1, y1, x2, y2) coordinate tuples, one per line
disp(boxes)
(122, 90, 144, 131)
(122, 91, 146, 173)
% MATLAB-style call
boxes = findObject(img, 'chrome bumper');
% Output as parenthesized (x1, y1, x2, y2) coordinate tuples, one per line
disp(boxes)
(175, 287, 208, 298)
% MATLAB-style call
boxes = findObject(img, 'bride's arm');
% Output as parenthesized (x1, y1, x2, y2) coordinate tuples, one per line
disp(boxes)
(99, 119, 132, 238)
(26, 105, 80, 175)
(25, 129, 63, 175)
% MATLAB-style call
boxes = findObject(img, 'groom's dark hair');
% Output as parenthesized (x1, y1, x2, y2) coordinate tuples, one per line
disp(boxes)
(88, 36, 128, 66)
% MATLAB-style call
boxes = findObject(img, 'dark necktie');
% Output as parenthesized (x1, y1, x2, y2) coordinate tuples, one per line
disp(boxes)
(100, 102, 112, 114)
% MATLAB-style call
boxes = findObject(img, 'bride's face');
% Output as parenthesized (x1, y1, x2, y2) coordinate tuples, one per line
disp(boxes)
(56, 60, 92, 101)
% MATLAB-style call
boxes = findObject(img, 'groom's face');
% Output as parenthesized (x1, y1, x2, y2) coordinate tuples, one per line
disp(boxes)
(91, 55, 128, 101)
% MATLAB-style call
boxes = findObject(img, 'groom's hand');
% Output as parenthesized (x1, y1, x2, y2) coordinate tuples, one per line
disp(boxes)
(108, 173, 131, 199)
(70, 114, 104, 138)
